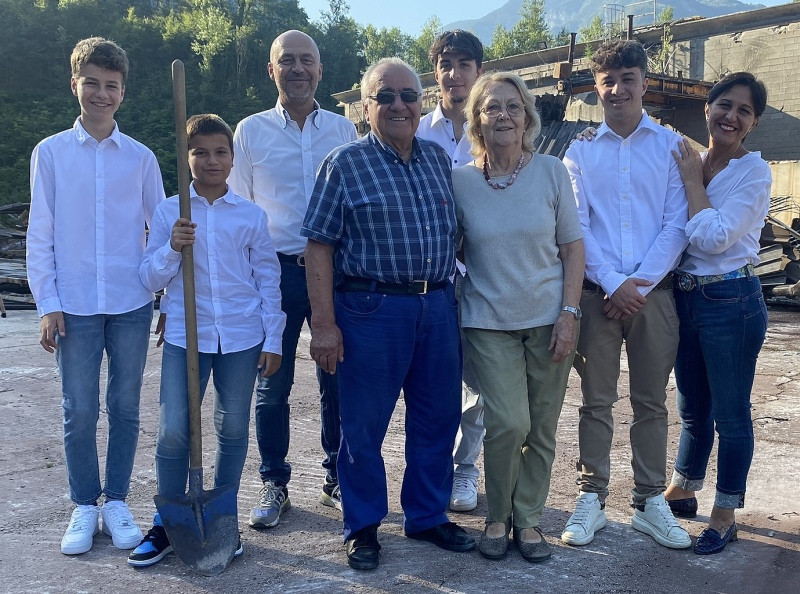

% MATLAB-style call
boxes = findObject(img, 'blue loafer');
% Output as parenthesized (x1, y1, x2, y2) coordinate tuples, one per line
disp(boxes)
(694, 524, 737, 555)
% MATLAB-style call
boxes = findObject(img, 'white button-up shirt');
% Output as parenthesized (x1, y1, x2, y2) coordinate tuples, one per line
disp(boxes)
(228, 101, 358, 255)
(417, 102, 474, 169)
(139, 184, 286, 355)
(563, 112, 688, 297)
(680, 151, 771, 276)
(27, 118, 165, 317)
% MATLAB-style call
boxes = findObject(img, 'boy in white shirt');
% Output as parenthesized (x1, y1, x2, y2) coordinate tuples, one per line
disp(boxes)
(27, 37, 165, 556)
(130, 114, 286, 567)
(561, 40, 690, 550)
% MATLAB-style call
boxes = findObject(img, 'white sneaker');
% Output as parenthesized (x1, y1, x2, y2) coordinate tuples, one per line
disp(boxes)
(61, 505, 100, 555)
(631, 494, 692, 549)
(101, 500, 143, 549)
(561, 492, 607, 546)
(449, 475, 478, 512)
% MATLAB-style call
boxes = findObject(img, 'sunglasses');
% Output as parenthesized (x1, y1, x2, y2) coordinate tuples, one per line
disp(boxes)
(369, 90, 420, 104)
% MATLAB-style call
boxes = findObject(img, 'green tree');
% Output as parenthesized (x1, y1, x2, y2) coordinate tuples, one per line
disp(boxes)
(407, 16, 443, 73)
(314, 0, 364, 110)
(362, 24, 414, 66)
(486, 0, 554, 59)
(579, 15, 605, 43)
(656, 5, 674, 24)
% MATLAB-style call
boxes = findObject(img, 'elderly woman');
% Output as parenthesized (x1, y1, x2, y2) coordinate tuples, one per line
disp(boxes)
(665, 72, 771, 555)
(452, 71, 584, 562)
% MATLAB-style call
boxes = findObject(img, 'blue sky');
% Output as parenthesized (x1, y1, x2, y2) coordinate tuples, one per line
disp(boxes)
(298, 0, 786, 36)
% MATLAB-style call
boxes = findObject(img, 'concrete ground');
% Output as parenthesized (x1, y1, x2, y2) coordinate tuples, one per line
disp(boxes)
(1, 308, 798, 594)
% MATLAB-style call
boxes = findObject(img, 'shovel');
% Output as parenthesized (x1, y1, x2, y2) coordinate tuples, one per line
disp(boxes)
(153, 59, 239, 577)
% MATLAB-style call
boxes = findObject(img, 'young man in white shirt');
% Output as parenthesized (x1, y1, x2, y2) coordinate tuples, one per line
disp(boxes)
(27, 37, 165, 556)
(561, 40, 691, 550)
(227, 30, 358, 528)
(416, 29, 485, 514)
(130, 114, 286, 567)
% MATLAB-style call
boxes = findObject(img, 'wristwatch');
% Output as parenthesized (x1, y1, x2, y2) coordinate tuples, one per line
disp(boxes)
(562, 305, 582, 320)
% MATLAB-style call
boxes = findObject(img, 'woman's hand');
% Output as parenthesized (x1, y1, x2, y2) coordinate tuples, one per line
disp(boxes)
(671, 137, 704, 187)
(549, 313, 578, 363)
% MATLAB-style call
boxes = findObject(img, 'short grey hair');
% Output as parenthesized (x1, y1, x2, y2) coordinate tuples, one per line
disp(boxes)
(360, 57, 423, 103)
(465, 71, 542, 157)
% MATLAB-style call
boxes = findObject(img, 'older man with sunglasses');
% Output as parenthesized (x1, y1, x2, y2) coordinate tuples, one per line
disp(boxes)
(303, 57, 474, 571)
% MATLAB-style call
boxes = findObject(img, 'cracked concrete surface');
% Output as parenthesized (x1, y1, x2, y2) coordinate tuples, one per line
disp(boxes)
(0, 308, 798, 593)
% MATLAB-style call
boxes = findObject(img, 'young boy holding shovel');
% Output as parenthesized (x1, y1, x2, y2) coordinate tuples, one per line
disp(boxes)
(131, 114, 285, 567)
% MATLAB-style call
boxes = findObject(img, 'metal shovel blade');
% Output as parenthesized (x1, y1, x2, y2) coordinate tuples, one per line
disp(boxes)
(154, 482, 239, 576)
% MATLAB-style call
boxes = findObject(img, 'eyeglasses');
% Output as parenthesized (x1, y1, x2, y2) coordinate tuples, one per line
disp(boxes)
(369, 90, 420, 104)
(481, 102, 524, 118)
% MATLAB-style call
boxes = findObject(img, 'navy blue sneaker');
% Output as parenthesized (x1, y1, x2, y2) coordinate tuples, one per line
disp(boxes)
(128, 519, 173, 568)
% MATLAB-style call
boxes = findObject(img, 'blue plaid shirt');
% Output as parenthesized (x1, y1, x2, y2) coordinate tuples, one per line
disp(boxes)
(302, 132, 457, 284)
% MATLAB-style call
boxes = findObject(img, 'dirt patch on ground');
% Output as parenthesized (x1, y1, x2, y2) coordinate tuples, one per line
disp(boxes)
(1, 308, 798, 593)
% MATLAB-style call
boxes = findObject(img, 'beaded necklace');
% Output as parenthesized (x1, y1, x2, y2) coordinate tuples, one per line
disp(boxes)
(483, 153, 525, 190)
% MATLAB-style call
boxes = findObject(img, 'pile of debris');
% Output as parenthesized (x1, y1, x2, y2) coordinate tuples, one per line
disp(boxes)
(0, 202, 31, 314)
(758, 195, 800, 302)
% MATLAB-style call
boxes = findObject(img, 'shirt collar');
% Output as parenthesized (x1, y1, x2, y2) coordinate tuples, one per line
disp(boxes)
(596, 109, 659, 140)
(369, 131, 421, 162)
(73, 117, 122, 147)
(190, 181, 238, 205)
(275, 99, 322, 130)
(430, 102, 467, 133)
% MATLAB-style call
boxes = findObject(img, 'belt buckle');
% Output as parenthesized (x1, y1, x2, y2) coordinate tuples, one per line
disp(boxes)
(419, 280, 428, 294)
(677, 273, 695, 291)
(296, 255, 306, 267)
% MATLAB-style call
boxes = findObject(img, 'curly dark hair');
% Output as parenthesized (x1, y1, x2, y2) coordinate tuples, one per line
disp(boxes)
(591, 40, 647, 75)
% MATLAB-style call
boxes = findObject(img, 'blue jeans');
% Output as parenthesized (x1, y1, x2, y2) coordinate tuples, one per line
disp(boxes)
(672, 276, 767, 509)
(335, 285, 462, 541)
(156, 341, 261, 499)
(56, 302, 153, 505)
(255, 258, 340, 486)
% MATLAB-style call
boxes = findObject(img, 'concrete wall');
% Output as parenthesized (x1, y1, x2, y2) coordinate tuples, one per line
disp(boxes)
(674, 21, 800, 160)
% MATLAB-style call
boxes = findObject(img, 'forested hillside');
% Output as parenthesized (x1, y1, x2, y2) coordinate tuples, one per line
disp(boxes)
(0, 0, 631, 205)
(1, 0, 369, 204)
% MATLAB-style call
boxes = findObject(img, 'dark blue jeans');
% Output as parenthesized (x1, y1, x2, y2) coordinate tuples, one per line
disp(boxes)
(335, 284, 462, 541)
(672, 276, 767, 509)
(255, 258, 340, 486)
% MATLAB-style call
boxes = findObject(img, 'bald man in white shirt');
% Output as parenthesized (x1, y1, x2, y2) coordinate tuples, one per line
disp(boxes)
(228, 30, 358, 529)
(561, 40, 691, 551)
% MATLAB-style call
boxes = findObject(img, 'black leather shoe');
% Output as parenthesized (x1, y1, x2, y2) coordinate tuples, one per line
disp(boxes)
(406, 521, 476, 552)
(346, 526, 380, 570)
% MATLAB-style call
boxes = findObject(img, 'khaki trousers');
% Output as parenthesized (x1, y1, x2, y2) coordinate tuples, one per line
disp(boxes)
(464, 325, 574, 528)
(574, 289, 679, 505)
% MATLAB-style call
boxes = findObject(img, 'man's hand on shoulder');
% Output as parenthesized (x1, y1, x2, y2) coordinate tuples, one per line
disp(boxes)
(310, 322, 343, 375)
(40, 311, 65, 352)
(605, 277, 651, 318)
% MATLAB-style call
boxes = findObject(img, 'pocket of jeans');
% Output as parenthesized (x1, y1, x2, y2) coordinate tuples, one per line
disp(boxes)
(742, 288, 767, 321)
(700, 282, 739, 303)
(336, 291, 385, 316)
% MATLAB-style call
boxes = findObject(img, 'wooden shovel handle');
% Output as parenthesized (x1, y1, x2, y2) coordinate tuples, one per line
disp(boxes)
(172, 60, 203, 472)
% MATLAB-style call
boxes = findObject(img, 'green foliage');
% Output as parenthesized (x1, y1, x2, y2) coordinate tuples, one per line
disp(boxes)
(656, 6, 674, 25)
(362, 24, 415, 68)
(579, 15, 605, 43)
(0, 0, 358, 205)
(407, 16, 443, 73)
(485, 0, 560, 59)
